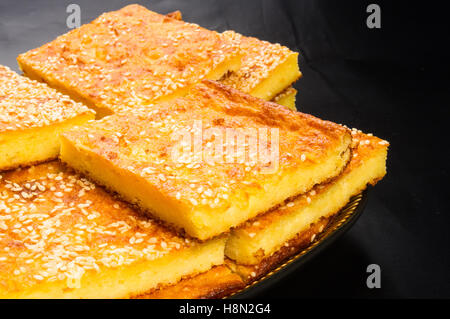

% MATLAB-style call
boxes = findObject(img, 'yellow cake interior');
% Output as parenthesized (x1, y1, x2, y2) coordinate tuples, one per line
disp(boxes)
(0, 114, 93, 171)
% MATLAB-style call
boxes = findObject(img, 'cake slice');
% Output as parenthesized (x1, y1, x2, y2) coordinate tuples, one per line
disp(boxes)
(60, 80, 352, 240)
(17, 4, 242, 117)
(0, 65, 94, 171)
(0, 161, 225, 299)
(272, 87, 297, 110)
(225, 130, 389, 266)
(167, 11, 300, 107)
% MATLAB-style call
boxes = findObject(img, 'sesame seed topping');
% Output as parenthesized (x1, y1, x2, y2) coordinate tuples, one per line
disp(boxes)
(0, 65, 93, 132)
(0, 161, 190, 290)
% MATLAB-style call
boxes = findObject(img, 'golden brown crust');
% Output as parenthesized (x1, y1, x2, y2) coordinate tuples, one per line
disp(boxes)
(135, 265, 244, 299)
(0, 161, 192, 294)
(0, 65, 93, 133)
(18, 4, 241, 115)
(200, 80, 347, 136)
(226, 216, 333, 284)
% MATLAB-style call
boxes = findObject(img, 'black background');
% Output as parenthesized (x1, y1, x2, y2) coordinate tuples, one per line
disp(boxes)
(0, 0, 448, 298)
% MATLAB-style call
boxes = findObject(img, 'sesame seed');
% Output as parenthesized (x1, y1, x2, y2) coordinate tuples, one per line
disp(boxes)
(34, 275, 44, 281)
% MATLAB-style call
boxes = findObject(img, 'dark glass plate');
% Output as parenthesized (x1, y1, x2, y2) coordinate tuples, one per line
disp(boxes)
(228, 190, 369, 298)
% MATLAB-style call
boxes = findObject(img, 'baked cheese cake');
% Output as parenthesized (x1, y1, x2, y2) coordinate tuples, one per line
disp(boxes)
(0, 161, 225, 298)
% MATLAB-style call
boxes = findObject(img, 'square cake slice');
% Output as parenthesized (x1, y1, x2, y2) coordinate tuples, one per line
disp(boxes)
(0, 65, 94, 171)
(220, 30, 301, 101)
(225, 130, 389, 265)
(60, 80, 351, 240)
(0, 161, 225, 298)
(17, 4, 242, 117)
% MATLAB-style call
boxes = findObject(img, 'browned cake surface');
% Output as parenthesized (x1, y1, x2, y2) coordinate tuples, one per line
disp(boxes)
(0, 65, 92, 133)
(226, 216, 332, 284)
(17, 4, 241, 116)
(61, 80, 351, 239)
(136, 265, 244, 299)
(0, 161, 193, 296)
